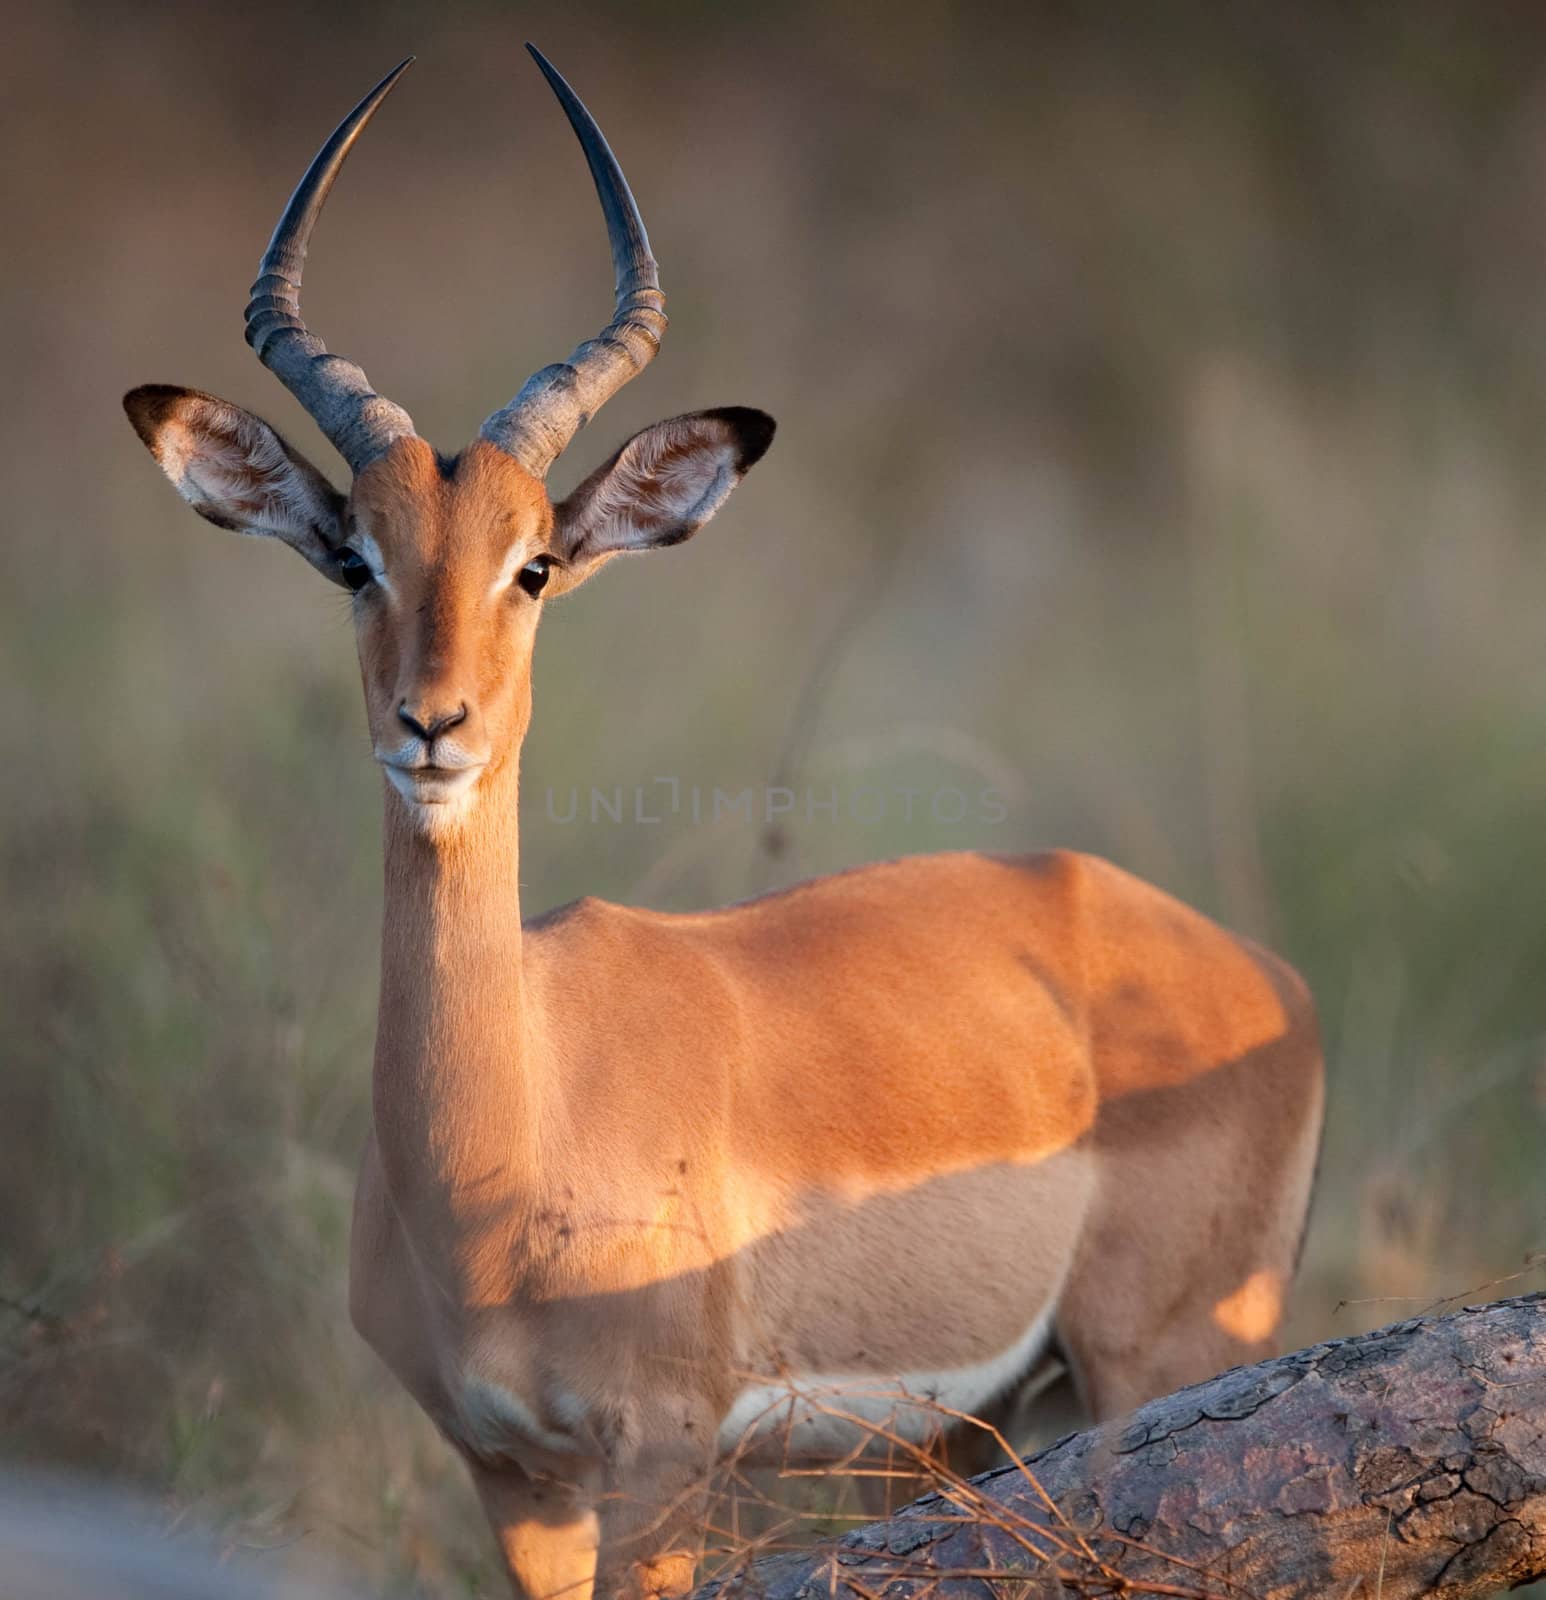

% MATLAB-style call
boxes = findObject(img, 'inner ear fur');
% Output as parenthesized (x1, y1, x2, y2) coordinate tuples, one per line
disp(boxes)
(553, 407, 775, 575)
(124, 384, 349, 583)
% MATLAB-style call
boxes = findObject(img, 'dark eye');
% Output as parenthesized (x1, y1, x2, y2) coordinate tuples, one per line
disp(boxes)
(518, 556, 551, 598)
(337, 548, 373, 593)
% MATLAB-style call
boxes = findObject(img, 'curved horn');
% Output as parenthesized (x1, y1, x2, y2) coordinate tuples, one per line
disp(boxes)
(479, 45, 668, 478)
(244, 60, 419, 474)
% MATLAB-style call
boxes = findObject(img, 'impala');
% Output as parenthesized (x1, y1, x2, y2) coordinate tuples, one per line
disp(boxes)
(125, 50, 1326, 1600)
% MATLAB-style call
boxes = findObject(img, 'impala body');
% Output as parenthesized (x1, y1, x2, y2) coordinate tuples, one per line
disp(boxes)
(126, 51, 1325, 1600)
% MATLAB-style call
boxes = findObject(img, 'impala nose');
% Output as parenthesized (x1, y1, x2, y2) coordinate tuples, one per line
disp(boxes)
(398, 700, 468, 742)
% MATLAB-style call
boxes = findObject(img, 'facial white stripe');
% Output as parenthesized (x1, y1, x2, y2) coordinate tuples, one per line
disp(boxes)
(354, 530, 396, 598)
(489, 542, 529, 597)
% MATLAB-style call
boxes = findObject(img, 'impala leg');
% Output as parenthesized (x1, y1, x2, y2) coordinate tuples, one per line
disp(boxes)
(471, 1464, 601, 1600)
(944, 1351, 1079, 1478)
(593, 1460, 712, 1600)
(1054, 1167, 1291, 1421)
(1055, 1035, 1322, 1420)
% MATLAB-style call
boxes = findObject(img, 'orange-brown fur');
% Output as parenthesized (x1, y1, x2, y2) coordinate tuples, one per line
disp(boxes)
(129, 417, 1325, 1600)
(346, 445, 1321, 1599)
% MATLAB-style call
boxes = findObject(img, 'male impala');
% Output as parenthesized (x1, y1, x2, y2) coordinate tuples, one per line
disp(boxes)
(125, 50, 1325, 1600)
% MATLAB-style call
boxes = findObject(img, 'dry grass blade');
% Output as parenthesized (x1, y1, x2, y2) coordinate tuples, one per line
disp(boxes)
(692, 1373, 1256, 1600)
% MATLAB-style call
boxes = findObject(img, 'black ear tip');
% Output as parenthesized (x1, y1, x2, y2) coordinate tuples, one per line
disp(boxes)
(710, 407, 777, 471)
(123, 384, 185, 446)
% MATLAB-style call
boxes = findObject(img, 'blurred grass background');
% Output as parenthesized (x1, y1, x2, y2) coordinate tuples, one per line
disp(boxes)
(3, 0, 1546, 1592)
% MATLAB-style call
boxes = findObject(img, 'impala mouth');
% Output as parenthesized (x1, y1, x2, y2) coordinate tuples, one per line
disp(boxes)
(380, 760, 486, 805)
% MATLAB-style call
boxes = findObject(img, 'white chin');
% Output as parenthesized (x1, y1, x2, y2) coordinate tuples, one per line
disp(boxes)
(384, 764, 483, 826)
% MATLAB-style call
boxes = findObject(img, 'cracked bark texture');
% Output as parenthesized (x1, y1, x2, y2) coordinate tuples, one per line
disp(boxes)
(695, 1294, 1546, 1600)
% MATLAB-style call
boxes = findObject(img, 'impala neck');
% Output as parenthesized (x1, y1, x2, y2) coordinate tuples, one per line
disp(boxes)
(372, 755, 538, 1293)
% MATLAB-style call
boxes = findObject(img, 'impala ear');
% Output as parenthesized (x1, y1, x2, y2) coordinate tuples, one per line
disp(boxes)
(550, 407, 775, 587)
(124, 385, 350, 585)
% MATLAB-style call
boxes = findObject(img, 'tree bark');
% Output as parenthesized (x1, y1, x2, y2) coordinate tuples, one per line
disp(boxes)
(695, 1294, 1546, 1600)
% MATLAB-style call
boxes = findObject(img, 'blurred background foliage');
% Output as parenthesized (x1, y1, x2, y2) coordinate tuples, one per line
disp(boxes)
(3, 0, 1545, 1592)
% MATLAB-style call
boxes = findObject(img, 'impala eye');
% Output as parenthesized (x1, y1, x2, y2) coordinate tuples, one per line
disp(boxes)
(337, 548, 373, 593)
(518, 556, 551, 598)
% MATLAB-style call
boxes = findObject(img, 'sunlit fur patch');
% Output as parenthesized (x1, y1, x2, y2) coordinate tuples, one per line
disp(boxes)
(1211, 1269, 1284, 1344)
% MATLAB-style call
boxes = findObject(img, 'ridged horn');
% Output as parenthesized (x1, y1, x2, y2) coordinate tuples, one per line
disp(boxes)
(244, 59, 419, 474)
(479, 45, 667, 478)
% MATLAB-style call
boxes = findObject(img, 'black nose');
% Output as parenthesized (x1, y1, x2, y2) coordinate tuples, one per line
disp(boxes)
(398, 700, 468, 742)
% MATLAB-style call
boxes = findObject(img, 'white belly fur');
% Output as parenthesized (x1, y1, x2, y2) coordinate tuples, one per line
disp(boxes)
(717, 1301, 1057, 1460)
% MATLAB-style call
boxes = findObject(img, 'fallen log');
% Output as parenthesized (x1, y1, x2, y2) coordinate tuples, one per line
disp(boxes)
(696, 1294, 1546, 1600)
